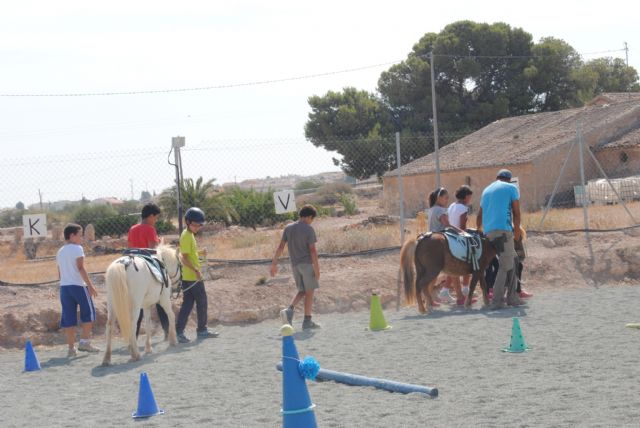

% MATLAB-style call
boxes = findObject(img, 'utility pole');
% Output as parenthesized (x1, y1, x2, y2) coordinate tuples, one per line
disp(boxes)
(38, 189, 43, 210)
(430, 51, 441, 189)
(624, 42, 629, 66)
(172, 136, 186, 234)
(130, 179, 134, 201)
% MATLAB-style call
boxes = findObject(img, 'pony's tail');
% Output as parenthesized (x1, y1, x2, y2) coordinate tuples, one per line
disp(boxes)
(400, 238, 417, 305)
(106, 262, 132, 341)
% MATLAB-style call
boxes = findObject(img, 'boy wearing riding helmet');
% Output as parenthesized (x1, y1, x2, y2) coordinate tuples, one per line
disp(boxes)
(175, 207, 219, 343)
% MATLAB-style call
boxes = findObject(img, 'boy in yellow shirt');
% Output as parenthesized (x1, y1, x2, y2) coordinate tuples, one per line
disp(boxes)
(175, 207, 219, 343)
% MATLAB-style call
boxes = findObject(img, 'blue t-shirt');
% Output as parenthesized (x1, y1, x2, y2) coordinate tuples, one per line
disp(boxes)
(480, 180, 519, 233)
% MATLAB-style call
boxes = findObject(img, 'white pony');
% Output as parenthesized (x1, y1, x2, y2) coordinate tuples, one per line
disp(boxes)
(102, 244, 181, 366)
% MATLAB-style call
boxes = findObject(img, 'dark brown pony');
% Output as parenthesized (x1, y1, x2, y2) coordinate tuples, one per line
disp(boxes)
(400, 232, 496, 314)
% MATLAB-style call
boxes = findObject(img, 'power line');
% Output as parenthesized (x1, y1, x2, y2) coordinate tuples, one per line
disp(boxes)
(0, 48, 628, 98)
(0, 60, 399, 98)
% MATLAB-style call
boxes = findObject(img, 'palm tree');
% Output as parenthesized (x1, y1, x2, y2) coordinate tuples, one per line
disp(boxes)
(159, 177, 238, 225)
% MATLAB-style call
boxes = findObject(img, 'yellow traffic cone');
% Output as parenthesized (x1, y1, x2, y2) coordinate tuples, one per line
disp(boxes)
(368, 294, 392, 331)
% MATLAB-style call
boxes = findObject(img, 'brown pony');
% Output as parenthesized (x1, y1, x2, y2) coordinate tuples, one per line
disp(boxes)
(400, 232, 496, 314)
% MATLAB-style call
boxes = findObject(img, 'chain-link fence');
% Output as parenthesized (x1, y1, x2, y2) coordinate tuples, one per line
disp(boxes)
(1, 123, 638, 283)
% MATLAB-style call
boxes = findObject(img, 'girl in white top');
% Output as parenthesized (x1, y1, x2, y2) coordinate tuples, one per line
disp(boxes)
(447, 185, 473, 230)
(447, 185, 475, 304)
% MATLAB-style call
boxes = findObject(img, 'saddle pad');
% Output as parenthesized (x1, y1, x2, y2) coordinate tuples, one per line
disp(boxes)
(442, 229, 483, 270)
(117, 255, 167, 286)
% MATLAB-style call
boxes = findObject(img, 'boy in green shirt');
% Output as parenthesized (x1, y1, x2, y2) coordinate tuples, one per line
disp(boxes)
(175, 207, 219, 343)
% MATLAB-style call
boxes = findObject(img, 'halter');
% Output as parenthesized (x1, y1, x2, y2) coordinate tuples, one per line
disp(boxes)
(167, 263, 182, 290)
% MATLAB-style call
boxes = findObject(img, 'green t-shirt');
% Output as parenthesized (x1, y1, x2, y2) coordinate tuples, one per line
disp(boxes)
(179, 229, 201, 281)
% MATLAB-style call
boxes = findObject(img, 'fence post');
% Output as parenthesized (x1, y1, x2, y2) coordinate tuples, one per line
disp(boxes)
(429, 52, 441, 189)
(395, 132, 405, 311)
(577, 123, 590, 231)
(577, 124, 594, 260)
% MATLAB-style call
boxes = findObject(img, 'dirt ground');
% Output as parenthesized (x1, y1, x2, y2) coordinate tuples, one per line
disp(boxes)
(2, 227, 640, 349)
(3, 285, 640, 427)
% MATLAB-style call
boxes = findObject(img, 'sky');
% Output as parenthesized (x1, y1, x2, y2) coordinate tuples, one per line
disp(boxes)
(0, 0, 638, 208)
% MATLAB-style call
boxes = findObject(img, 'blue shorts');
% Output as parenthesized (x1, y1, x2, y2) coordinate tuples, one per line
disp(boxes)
(60, 285, 96, 328)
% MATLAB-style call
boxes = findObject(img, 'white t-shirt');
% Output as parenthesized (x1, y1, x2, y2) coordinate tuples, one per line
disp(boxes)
(57, 244, 86, 286)
(447, 202, 469, 229)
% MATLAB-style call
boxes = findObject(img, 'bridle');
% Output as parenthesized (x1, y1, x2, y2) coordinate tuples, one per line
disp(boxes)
(167, 263, 182, 290)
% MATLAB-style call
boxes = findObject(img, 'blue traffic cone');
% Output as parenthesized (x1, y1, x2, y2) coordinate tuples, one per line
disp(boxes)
(282, 327, 317, 428)
(24, 340, 41, 372)
(132, 372, 164, 418)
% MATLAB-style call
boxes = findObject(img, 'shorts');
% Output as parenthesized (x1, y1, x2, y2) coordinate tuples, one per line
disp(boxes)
(292, 263, 319, 292)
(60, 285, 96, 328)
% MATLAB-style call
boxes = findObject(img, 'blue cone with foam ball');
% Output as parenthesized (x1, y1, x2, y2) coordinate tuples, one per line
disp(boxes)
(282, 333, 317, 427)
(132, 372, 164, 418)
(24, 340, 41, 372)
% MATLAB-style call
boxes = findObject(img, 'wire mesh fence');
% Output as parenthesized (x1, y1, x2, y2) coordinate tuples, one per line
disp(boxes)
(0, 125, 638, 276)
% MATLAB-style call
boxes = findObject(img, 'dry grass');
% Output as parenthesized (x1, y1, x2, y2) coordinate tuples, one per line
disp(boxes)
(0, 254, 116, 284)
(1, 199, 637, 285)
(520, 202, 640, 231)
(459, 202, 640, 232)
(198, 231, 280, 260)
(317, 224, 400, 253)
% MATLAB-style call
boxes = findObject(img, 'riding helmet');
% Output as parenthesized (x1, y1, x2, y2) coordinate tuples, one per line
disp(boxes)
(185, 207, 206, 224)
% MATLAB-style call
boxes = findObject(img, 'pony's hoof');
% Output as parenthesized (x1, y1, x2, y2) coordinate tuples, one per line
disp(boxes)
(101, 361, 112, 367)
(129, 354, 141, 362)
(145, 349, 153, 355)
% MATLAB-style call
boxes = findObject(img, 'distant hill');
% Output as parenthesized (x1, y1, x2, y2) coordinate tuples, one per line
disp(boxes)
(222, 171, 349, 191)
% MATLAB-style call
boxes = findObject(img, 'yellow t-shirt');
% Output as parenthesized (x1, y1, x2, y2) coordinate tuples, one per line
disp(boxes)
(179, 229, 201, 281)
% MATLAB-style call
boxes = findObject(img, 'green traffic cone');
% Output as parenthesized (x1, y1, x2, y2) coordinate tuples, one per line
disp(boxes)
(502, 317, 529, 353)
(368, 294, 392, 331)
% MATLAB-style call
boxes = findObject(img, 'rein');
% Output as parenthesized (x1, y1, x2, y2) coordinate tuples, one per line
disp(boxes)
(167, 261, 183, 299)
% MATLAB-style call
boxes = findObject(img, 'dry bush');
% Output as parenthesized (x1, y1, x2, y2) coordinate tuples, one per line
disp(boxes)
(354, 185, 382, 199)
(317, 224, 400, 254)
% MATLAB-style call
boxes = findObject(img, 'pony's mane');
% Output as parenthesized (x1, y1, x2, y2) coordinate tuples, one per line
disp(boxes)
(156, 244, 178, 262)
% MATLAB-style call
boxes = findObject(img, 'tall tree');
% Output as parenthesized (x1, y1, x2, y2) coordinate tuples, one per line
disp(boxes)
(305, 21, 640, 178)
(305, 88, 396, 178)
(577, 57, 640, 100)
(526, 37, 583, 111)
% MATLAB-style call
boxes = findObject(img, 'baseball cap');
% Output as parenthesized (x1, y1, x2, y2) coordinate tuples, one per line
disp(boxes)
(497, 169, 512, 179)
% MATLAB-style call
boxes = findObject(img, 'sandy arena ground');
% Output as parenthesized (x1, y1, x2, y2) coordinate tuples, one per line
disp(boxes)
(2, 284, 640, 427)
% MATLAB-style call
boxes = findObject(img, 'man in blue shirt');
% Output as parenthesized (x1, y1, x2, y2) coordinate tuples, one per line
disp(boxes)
(476, 169, 522, 309)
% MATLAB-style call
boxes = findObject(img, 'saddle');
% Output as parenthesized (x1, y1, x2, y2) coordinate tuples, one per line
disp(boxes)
(118, 248, 169, 291)
(419, 228, 482, 271)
